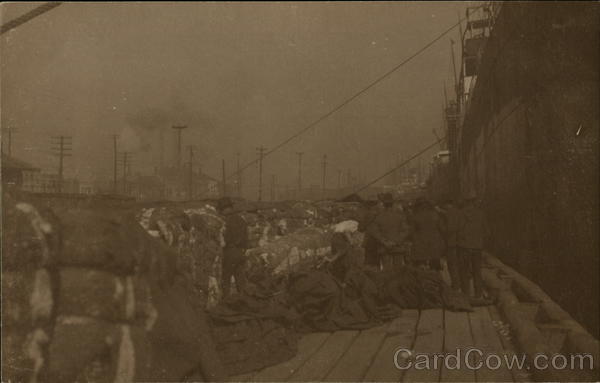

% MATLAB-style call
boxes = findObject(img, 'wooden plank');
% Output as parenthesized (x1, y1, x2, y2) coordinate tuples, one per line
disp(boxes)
(364, 309, 420, 382)
(487, 305, 532, 383)
(289, 330, 359, 382)
(252, 332, 331, 382)
(468, 306, 514, 382)
(325, 325, 388, 381)
(441, 258, 453, 286)
(441, 310, 477, 382)
(402, 309, 444, 382)
(228, 372, 254, 382)
(537, 323, 568, 354)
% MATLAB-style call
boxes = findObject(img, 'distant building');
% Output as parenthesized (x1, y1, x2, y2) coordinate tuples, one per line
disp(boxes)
(1, 155, 83, 194)
(78, 181, 97, 195)
(126, 166, 219, 201)
(24, 173, 80, 194)
(1, 154, 40, 190)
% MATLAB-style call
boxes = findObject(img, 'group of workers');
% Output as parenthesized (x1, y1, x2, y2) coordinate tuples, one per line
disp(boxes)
(216, 192, 490, 302)
(360, 192, 489, 300)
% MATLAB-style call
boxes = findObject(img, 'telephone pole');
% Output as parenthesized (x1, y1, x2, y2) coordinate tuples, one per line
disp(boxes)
(270, 174, 276, 201)
(450, 39, 459, 100)
(51, 136, 72, 194)
(172, 125, 187, 170)
(222, 158, 227, 197)
(256, 146, 267, 201)
(3, 127, 16, 156)
(187, 146, 195, 200)
(118, 152, 132, 195)
(111, 135, 119, 193)
(337, 169, 342, 189)
(236, 152, 242, 197)
(296, 152, 303, 192)
(395, 153, 401, 185)
(1, 2, 62, 35)
(399, 155, 405, 183)
(321, 154, 327, 196)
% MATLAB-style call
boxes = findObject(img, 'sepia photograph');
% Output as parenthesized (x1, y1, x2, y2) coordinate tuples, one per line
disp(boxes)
(1, 1, 598, 382)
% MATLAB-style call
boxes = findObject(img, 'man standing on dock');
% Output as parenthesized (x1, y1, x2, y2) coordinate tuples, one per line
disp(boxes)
(457, 193, 489, 301)
(441, 198, 462, 290)
(367, 193, 409, 270)
(218, 197, 249, 298)
(406, 197, 445, 272)
(356, 199, 381, 270)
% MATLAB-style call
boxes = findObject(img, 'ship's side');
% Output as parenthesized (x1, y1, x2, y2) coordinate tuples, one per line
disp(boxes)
(452, 2, 599, 335)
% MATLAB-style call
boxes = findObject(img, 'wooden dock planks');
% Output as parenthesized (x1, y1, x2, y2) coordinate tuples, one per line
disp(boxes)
(363, 309, 420, 382)
(487, 305, 532, 383)
(403, 308, 445, 382)
(228, 372, 254, 382)
(288, 330, 359, 382)
(469, 306, 514, 382)
(440, 310, 477, 382)
(252, 332, 331, 382)
(229, 305, 526, 383)
(324, 325, 389, 381)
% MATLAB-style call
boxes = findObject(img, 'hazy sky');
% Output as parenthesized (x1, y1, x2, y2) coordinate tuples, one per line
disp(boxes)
(1, 2, 467, 195)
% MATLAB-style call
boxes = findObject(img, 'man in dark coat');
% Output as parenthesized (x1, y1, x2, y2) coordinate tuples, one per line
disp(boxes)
(324, 232, 361, 282)
(407, 198, 445, 271)
(357, 199, 381, 269)
(366, 193, 409, 270)
(457, 194, 489, 298)
(441, 198, 462, 290)
(218, 197, 249, 298)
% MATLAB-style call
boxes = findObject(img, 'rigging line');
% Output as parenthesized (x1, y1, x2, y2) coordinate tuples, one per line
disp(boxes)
(1, 2, 62, 35)
(220, 4, 483, 183)
(351, 137, 445, 196)
(474, 97, 526, 160)
(351, 94, 528, 199)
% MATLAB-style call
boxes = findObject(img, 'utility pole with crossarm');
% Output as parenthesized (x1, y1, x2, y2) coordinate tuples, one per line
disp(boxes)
(256, 146, 267, 201)
(51, 135, 72, 193)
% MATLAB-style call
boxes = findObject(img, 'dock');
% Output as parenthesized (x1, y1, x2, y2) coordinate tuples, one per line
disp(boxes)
(230, 254, 599, 382)
(231, 305, 528, 382)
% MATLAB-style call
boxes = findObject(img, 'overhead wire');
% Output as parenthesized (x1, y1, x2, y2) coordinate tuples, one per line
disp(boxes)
(2, 2, 484, 200)
(0, 2, 62, 35)
(351, 136, 445, 196)
(349, 92, 528, 199)
(200, 5, 482, 199)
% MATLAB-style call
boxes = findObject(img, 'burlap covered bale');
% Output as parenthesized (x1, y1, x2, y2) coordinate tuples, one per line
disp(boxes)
(246, 227, 332, 277)
(138, 205, 227, 307)
(50, 316, 153, 382)
(57, 209, 156, 274)
(56, 268, 155, 326)
(1, 195, 58, 383)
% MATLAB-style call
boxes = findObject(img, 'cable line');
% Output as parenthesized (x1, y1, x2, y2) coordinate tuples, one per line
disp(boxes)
(1, 2, 62, 35)
(347, 93, 528, 200)
(210, 8, 481, 198)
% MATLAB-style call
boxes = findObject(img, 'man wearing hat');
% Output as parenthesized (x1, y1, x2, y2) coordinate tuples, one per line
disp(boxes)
(457, 192, 489, 300)
(406, 197, 445, 272)
(366, 192, 409, 270)
(440, 197, 462, 290)
(217, 197, 249, 298)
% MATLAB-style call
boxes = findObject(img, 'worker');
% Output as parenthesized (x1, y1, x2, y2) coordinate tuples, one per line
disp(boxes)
(323, 232, 360, 282)
(356, 199, 380, 270)
(407, 197, 445, 272)
(218, 197, 249, 298)
(457, 193, 489, 300)
(441, 198, 462, 290)
(366, 193, 409, 270)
